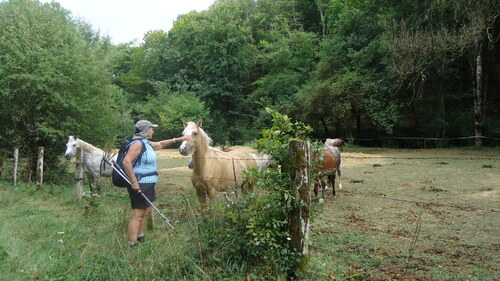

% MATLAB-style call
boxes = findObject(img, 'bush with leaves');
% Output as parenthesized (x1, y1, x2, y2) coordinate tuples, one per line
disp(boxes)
(196, 108, 314, 277)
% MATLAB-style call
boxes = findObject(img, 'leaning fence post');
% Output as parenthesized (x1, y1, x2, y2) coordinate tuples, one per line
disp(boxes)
(36, 147, 44, 187)
(75, 147, 83, 200)
(13, 148, 19, 185)
(288, 139, 311, 279)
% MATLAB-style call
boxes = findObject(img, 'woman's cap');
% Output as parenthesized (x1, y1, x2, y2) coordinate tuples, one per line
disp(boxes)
(133, 120, 158, 139)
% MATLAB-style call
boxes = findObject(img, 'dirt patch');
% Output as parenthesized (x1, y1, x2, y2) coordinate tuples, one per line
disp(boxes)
(158, 166, 191, 172)
(468, 190, 500, 199)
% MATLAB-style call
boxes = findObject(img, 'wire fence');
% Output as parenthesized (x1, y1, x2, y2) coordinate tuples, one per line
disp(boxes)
(313, 135, 500, 148)
(2, 145, 498, 279)
(3, 149, 498, 184)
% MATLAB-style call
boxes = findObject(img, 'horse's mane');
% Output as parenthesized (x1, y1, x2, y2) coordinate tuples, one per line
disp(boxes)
(77, 138, 104, 153)
(199, 127, 213, 147)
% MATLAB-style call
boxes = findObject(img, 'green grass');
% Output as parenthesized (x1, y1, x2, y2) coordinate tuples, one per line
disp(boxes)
(0, 148, 499, 280)
(0, 184, 207, 280)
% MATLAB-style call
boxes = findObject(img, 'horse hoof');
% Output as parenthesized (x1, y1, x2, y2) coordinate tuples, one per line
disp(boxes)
(339, 183, 343, 189)
(318, 198, 324, 203)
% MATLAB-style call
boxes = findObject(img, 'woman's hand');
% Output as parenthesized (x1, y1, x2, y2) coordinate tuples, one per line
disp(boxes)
(131, 182, 141, 192)
(176, 135, 190, 142)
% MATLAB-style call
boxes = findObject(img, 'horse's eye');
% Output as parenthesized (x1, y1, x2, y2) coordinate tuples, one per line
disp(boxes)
(193, 132, 197, 136)
(73, 144, 76, 147)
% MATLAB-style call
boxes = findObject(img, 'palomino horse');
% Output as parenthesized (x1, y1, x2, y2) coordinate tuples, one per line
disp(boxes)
(313, 146, 342, 200)
(64, 136, 116, 192)
(179, 119, 269, 210)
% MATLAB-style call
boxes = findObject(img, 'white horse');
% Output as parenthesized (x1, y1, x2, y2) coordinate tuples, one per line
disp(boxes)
(64, 136, 116, 192)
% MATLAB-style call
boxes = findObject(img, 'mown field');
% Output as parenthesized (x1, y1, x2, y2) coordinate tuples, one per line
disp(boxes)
(0, 147, 498, 280)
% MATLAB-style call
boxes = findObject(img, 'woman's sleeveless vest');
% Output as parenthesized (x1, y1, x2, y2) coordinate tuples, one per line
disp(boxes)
(133, 139, 158, 183)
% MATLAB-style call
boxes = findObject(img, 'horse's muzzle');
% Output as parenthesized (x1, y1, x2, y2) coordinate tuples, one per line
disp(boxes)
(179, 147, 189, 156)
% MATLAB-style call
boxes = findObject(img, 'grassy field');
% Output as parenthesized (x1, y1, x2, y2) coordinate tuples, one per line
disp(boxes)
(0, 147, 498, 280)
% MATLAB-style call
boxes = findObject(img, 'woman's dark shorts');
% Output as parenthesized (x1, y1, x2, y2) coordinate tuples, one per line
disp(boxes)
(127, 182, 156, 209)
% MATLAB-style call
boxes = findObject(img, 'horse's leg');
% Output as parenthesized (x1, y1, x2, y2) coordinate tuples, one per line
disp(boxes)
(329, 173, 336, 198)
(322, 179, 327, 199)
(87, 174, 94, 193)
(207, 188, 217, 208)
(338, 166, 343, 189)
(95, 177, 102, 194)
(195, 187, 207, 212)
(313, 181, 319, 198)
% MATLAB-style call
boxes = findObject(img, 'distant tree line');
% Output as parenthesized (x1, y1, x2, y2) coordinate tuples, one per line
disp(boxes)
(0, 0, 498, 181)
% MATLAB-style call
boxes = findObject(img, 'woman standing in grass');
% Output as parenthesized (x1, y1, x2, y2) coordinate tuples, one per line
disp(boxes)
(123, 120, 189, 247)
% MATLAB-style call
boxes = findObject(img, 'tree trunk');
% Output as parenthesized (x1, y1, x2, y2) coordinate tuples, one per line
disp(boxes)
(36, 147, 44, 187)
(13, 148, 19, 185)
(320, 117, 329, 136)
(473, 40, 484, 147)
(437, 63, 446, 138)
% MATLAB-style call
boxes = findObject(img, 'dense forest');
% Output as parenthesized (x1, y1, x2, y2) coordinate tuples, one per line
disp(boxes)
(0, 0, 499, 181)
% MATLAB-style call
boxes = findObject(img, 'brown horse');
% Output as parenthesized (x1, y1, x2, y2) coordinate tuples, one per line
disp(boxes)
(313, 146, 342, 200)
(179, 119, 270, 210)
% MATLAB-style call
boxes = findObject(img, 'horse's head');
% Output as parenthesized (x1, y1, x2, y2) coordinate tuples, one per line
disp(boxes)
(64, 136, 80, 159)
(324, 138, 346, 151)
(179, 119, 210, 156)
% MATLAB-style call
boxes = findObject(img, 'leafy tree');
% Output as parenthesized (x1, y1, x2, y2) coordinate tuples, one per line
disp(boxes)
(160, 1, 258, 144)
(385, 0, 500, 146)
(250, 19, 318, 133)
(133, 82, 211, 140)
(0, 0, 128, 182)
(298, 0, 401, 137)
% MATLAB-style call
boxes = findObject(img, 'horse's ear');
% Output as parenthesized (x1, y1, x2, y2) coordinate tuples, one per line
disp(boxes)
(197, 118, 203, 128)
(183, 120, 188, 128)
(74, 135, 78, 141)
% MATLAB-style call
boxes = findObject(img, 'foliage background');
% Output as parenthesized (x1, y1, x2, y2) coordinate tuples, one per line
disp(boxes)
(0, 0, 499, 182)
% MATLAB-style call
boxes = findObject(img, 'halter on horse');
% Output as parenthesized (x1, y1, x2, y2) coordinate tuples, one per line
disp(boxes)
(178, 119, 270, 210)
(64, 136, 116, 192)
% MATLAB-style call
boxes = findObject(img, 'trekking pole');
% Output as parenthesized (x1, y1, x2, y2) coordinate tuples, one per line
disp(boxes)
(103, 158, 176, 232)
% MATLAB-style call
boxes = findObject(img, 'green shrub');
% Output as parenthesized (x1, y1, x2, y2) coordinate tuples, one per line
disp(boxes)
(196, 108, 314, 278)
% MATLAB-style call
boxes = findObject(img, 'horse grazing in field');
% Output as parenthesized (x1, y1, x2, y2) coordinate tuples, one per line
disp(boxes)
(312, 146, 342, 200)
(179, 119, 270, 210)
(64, 136, 116, 192)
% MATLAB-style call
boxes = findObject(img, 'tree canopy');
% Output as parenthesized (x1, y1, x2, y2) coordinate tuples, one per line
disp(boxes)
(1, 0, 499, 181)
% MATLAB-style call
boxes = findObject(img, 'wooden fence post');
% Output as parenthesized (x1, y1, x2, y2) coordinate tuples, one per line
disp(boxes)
(13, 148, 19, 185)
(288, 139, 311, 279)
(75, 147, 83, 200)
(36, 147, 44, 187)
